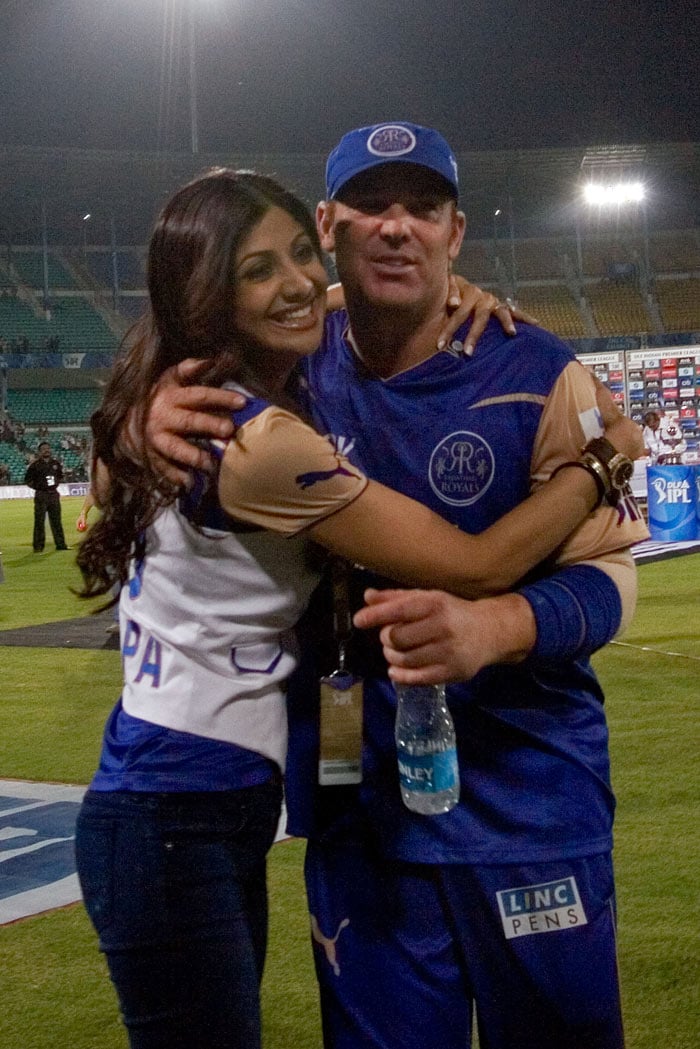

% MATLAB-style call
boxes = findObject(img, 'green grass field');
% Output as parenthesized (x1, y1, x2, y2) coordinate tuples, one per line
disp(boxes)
(0, 496, 698, 1048)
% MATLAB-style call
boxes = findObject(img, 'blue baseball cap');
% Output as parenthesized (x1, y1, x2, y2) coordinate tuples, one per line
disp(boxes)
(325, 122, 459, 201)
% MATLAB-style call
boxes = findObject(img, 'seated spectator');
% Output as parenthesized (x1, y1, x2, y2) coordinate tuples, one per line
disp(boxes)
(0, 462, 9, 484)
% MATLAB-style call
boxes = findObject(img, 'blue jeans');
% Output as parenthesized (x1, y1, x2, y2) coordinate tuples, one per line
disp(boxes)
(75, 781, 282, 1049)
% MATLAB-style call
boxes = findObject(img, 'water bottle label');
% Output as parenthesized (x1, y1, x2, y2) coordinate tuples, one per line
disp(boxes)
(398, 748, 458, 793)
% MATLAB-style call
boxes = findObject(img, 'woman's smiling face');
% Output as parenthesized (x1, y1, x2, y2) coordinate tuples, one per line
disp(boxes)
(234, 206, 328, 367)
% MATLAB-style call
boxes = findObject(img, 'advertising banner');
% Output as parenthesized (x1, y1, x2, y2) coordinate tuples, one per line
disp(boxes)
(647, 464, 698, 541)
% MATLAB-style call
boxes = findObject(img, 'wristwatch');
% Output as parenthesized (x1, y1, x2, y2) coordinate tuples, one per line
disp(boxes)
(581, 437, 634, 506)
(551, 437, 634, 509)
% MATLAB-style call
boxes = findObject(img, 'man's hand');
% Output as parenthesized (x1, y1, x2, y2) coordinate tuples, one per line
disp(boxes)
(593, 373, 645, 460)
(134, 359, 247, 488)
(353, 588, 536, 684)
(437, 278, 540, 356)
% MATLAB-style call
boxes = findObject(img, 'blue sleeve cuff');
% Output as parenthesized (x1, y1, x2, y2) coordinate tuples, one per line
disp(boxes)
(519, 564, 622, 664)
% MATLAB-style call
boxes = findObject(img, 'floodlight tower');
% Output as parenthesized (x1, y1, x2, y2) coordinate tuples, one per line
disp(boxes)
(576, 146, 651, 287)
(492, 208, 502, 255)
(79, 209, 121, 310)
(186, 0, 216, 154)
(82, 213, 92, 256)
(41, 202, 50, 316)
(187, 1, 199, 155)
(492, 194, 518, 294)
(109, 211, 120, 312)
(581, 179, 650, 290)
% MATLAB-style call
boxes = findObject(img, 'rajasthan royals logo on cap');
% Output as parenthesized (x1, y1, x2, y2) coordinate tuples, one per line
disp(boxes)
(429, 430, 494, 506)
(366, 124, 417, 158)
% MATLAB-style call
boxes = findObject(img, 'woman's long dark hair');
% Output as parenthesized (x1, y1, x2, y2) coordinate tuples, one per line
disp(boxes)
(76, 168, 321, 602)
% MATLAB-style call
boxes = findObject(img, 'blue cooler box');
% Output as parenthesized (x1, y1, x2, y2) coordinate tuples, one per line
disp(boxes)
(647, 464, 698, 542)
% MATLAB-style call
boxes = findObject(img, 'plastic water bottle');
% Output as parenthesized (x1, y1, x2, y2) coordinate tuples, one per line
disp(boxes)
(394, 684, 459, 814)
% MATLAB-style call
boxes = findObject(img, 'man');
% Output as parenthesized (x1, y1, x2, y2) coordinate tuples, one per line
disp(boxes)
(24, 441, 68, 552)
(139, 123, 646, 1049)
(642, 409, 664, 461)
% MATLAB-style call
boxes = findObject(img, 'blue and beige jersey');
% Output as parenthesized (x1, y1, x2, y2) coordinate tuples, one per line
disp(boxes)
(286, 311, 647, 864)
(91, 392, 366, 790)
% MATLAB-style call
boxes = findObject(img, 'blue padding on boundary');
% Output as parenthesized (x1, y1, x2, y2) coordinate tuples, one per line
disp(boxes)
(0, 800, 81, 900)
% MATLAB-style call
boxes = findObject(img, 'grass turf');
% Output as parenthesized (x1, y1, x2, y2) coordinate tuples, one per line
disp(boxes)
(0, 495, 698, 1047)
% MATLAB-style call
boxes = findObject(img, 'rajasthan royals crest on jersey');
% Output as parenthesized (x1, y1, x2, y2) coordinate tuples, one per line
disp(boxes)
(496, 877, 588, 939)
(429, 430, 495, 506)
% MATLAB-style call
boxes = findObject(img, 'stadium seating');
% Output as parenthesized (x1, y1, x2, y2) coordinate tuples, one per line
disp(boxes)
(1, 227, 697, 356)
(0, 260, 15, 289)
(84, 249, 147, 291)
(458, 240, 497, 284)
(512, 239, 567, 280)
(0, 441, 29, 484)
(117, 295, 148, 322)
(0, 427, 90, 484)
(47, 298, 117, 351)
(0, 293, 118, 352)
(585, 281, 653, 335)
(654, 277, 700, 333)
(11, 251, 77, 289)
(650, 230, 700, 274)
(0, 294, 49, 347)
(515, 284, 588, 338)
(6, 388, 101, 425)
(580, 236, 645, 279)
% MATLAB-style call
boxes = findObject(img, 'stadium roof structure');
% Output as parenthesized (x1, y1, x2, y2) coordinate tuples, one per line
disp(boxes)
(0, 140, 697, 245)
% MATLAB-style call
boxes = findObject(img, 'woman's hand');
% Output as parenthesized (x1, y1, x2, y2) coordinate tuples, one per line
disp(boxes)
(437, 277, 539, 356)
(326, 282, 345, 312)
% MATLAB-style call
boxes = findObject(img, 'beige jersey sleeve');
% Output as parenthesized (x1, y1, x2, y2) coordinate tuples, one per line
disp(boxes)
(533, 360, 650, 568)
(217, 404, 368, 536)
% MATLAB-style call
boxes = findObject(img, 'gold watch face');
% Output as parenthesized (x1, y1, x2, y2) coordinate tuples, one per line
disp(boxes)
(609, 455, 634, 487)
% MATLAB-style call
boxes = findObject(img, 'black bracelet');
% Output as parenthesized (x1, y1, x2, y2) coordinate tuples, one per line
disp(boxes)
(551, 459, 606, 510)
(581, 437, 634, 507)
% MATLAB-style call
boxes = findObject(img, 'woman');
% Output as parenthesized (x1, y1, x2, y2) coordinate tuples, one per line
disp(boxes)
(75, 168, 640, 1049)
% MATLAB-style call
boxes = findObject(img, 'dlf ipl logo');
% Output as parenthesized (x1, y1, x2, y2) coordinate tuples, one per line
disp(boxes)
(496, 876, 588, 940)
(428, 430, 494, 506)
(650, 476, 692, 504)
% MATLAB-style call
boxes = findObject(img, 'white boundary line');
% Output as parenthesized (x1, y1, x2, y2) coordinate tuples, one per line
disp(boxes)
(610, 640, 700, 662)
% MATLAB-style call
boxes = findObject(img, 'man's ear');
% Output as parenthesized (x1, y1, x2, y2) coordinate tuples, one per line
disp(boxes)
(448, 208, 467, 262)
(316, 200, 337, 253)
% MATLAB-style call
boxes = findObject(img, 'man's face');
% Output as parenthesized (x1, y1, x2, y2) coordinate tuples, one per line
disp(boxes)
(317, 164, 465, 314)
(39, 443, 51, 460)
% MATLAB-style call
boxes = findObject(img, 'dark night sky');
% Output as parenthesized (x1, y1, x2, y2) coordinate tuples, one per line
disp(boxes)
(0, 0, 698, 157)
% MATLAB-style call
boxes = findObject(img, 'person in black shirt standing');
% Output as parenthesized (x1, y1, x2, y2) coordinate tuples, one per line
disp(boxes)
(24, 441, 68, 552)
